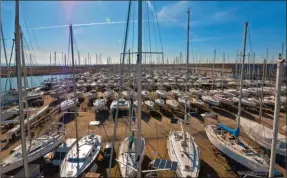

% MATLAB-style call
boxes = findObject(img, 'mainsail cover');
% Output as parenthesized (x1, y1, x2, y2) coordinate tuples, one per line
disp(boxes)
(219, 123, 240, 136)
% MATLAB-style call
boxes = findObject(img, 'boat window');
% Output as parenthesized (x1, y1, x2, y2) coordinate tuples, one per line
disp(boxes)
(30, 146, 42, 153)
(68, 157, 86, 162)
(279, 142, 287, 149)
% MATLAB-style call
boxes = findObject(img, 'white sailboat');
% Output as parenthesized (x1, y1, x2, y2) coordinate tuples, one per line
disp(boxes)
(110, 98, 130, 111)
(201, 95, 220, 106)
(205, 22, 269, 174)
(144, 100, 154, 109)
(168, 9, 201, 177)
(60, 25, 102, 178)
(1, 123, 64, 174)
(0, 106, 19, 121)
(178, 95, 191, 108)
(240, 117, 287, 156)
(116, 1, 145, 177)
(93, 99, 107, 111)
(155, 98, 165, 107)
(141, 90, 150, 98)
(118, 135, 145, 177)
(104, 88, 114, 98)
(155, 89, 167, 98)
(60, 134, 102, 177)
(166, 99, 179, 109)
(60, 99, 77, 112)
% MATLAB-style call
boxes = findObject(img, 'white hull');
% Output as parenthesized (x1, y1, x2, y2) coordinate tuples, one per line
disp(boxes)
(118, 137, 145, 177)
(205, 125, 269, 172)
(167, 131, 200, 177)
(202, 96, 219, 106)
(60, 100, 76, 112)
(166, 100, 179, 109)
(1, 132, 63, 174)
(240, 117, 287, 156)
(60, 134, 102, 177)
(155, 99, 165, 107)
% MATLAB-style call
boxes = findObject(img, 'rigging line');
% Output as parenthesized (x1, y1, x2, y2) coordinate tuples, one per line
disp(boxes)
(152, 2, 164, 55)
(21, 6, 38, 66)
(146, 1, 152, 63)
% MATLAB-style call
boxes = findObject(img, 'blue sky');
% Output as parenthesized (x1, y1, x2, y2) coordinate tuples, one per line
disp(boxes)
(1, 1, 286, 65)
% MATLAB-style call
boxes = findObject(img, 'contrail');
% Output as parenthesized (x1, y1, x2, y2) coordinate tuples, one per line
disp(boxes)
(25, 20, 152, 31)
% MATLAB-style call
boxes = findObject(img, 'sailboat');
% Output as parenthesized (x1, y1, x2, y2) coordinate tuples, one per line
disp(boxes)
(155, 98, 165, 107)
(118, 132, 146, 177)
(240, 117, 287, 156)
(144, 100, 155, 109)
(1, 5, 64, 174)
(1, 125, 64, 174)
(60, 25, 102, 178)
(240, 59, 287, 157)
(116, 0, 145, 177)
(167, 8, 201, 177)
(205, 22, 269, 173)
(60, 134, 102, 177)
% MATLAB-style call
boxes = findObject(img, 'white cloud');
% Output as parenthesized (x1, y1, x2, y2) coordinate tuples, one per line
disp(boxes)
(212, 10, 234, 20)
(73, 27, 83, 34)
(157, 1, 190, 23)
(146, 0, 155, 13)
(105, 17, 111, 23)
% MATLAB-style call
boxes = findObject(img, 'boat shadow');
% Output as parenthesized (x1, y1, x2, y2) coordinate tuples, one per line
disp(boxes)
(142, 155, 152, 173)
(244, 108, 273, 120)
(49, 98, 65, 107)
(141, 111, 150, 123)
(149, 111, 162, 121)
(159, 108, 174, 119)
(59, 112, 75, 124)
(95, 110, 110, 124)
(199, 160, 220, 178)
(212, 107, 236, 120)
(221, 105, 256, 121)
(173, 110, 185, 120)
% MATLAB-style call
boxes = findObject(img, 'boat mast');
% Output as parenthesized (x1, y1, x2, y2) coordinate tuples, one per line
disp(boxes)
(15, 0, 29, 176)
(212, 50, 216, 91)
(258, 59, 266, 123)
(136, 0, 143, 176)
(69, 24, 80, 169)
(0, 0, 2, 175)
(221, 53, 225, 91)
(108, 0, 132, 177)
(268, 55, 285, 177)
(20, 27, 32, 142)
(236, 21, 248, 143)
(183, 7, 190, 150)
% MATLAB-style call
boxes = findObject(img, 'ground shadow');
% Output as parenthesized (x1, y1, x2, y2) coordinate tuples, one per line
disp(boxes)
(173, 110, 185, 120)
(245, 107, 273, 120)
(141, 155, 153, 172)
(112, 110, 129, 121)
(149, 111, 162, 121)
(142, 111, 150, 123)
(212, 107, 236, 120)
(59, 112, 74, 124)
(160, 108, 174, 119)
(96, 110, 110, 124)
(221, 105, 257, 121)
(189, 112, 204, 122)
(49, 98, 64, 107)
(199, 160, 220, 178)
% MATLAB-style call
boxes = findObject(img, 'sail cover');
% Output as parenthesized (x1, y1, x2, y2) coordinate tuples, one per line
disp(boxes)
(219, 123, 240, 137)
